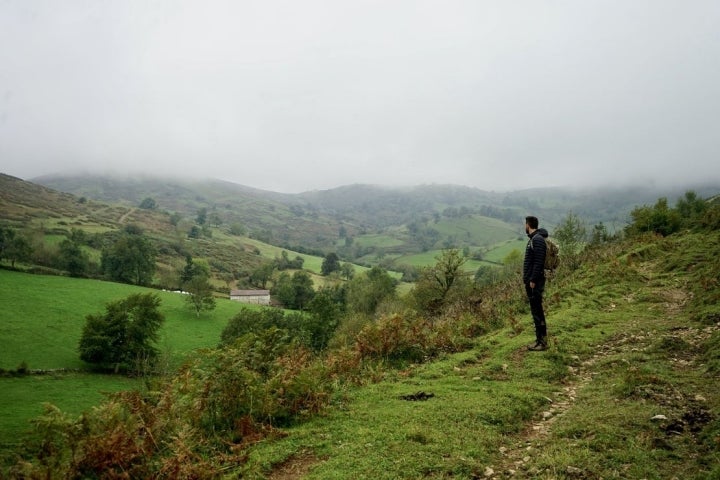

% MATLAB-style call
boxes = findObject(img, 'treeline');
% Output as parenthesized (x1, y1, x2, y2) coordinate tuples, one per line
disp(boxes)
(0, 224, 156, 283)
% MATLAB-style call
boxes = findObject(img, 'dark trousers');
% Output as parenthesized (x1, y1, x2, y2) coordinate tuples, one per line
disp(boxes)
(525, 279, 547, 343)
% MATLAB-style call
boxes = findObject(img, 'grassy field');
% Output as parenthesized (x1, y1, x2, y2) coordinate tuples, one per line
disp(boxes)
(483, 238, 527, 263)
(394, 243, 520, 273)
(0, 269, 248, 370)
(235, 235, 325, 274)
(0, 374, 140, 450)
(351, 233, 405, 249)
(0, 269, 253, 448)
(4, 232, 719, 478)
(432, 215, 520, 246)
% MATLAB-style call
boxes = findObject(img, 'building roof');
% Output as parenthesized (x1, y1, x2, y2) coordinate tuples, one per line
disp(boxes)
(230, 289, 271, 296)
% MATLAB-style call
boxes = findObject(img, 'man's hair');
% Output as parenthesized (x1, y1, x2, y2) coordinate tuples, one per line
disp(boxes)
(525, 216, 539, 229)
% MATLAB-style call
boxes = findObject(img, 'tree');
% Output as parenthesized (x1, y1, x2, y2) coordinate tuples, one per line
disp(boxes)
(57, 238, 89, 277)
(179, 255, 209, 287)
(139, 197, 157, 210)
(675, 190, 707, 228)
(208, 212, 222, 228)
(220, 307, 286, 346)
(0, 227, 32, 268)
(275, 250, 304, 270)
(340, 262, 355, 281)
(411, 248, 468, 315)
(554, 211, 587, 270)
(346, 266, 397, 315)
(474, 265, 503, 286)
(289, 271, 315, 310)
(306, 290, 341, 350)
(250, 261, 275, 289)
(169, 212, 182, 227)
(589, 222, 611, 245)
(271, 271, 315, 310)
(101, 229, 156, 285)
(184, 275, 216, 317)
(196, 208, 207, 225)
(626, 198, 681, 237)
(78, 293, 164, 373)
(229, 223, 246, 236)
(321, 252, 341, 276)
(188, 225, 202, 239)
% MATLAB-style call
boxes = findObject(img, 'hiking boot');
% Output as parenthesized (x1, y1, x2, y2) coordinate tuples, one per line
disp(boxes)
(527, 342, 547, 351)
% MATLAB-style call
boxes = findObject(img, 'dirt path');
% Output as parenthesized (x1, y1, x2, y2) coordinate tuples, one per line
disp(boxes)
(487, 284, 717, 479)
(118, 207, 136, 224)
(489, 329, 644, 478)
(267, 451, 320, 480)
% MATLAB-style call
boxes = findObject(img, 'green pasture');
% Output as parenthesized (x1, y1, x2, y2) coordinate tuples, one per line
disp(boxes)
(432, 215, 520, 246)
(236, 236, 324, 273)
(483, 238, 526, 263)
(0, 269, 248, 370)
(352, 233, 404, 249)
(394, 250, 497, 272)
(0, 269, 258, 449)
(0, 374, 140, 450)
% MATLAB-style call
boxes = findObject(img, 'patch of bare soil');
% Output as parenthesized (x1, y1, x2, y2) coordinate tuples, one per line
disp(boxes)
(267, 450, 322, 480)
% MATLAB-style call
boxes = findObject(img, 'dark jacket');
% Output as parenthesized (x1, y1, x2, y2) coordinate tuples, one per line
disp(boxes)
(523, 228, 548, 284)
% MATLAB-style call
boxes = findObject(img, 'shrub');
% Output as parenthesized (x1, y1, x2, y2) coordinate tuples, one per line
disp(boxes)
(189, 329, 332, 431)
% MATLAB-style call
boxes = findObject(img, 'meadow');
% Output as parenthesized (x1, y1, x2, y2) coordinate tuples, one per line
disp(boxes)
(0, 269, 250, 448)
(394, 237, 527, 273)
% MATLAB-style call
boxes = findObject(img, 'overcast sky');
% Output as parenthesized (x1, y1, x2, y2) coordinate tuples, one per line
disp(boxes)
(1, 1, 719, 193)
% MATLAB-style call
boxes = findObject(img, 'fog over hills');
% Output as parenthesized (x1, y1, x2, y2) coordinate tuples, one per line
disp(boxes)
(2, 2, 719, 193)
(31, 173, 720, 231)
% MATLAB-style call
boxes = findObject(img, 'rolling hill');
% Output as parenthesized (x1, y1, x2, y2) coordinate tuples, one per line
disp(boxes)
(4, 172, 720, 286)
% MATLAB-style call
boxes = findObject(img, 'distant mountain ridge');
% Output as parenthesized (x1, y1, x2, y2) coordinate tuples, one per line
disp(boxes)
(32, 173, 720, 230)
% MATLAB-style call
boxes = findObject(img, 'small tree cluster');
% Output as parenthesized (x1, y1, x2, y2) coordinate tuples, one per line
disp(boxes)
(101, 226, 156, 286)
(78, 293, 164, 373)
(271, 271, 315, 310)
(221, 297, 340, 352)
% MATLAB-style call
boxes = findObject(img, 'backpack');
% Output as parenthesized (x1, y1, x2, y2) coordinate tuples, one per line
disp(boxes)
(531, 236, 560, 271)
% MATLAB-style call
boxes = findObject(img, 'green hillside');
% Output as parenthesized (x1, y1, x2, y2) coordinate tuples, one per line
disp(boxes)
(2, 225, 719, 477)
(0, 173, 351, 291)
(215, 230, 720, 478)
(30, 173, 720, 272)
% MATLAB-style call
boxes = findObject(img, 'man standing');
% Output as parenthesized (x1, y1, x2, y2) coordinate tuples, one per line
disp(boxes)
(523, 216, 549, 351)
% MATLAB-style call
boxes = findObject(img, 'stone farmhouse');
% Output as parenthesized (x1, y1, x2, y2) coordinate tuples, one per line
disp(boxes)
(229, 289, 271, 306)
